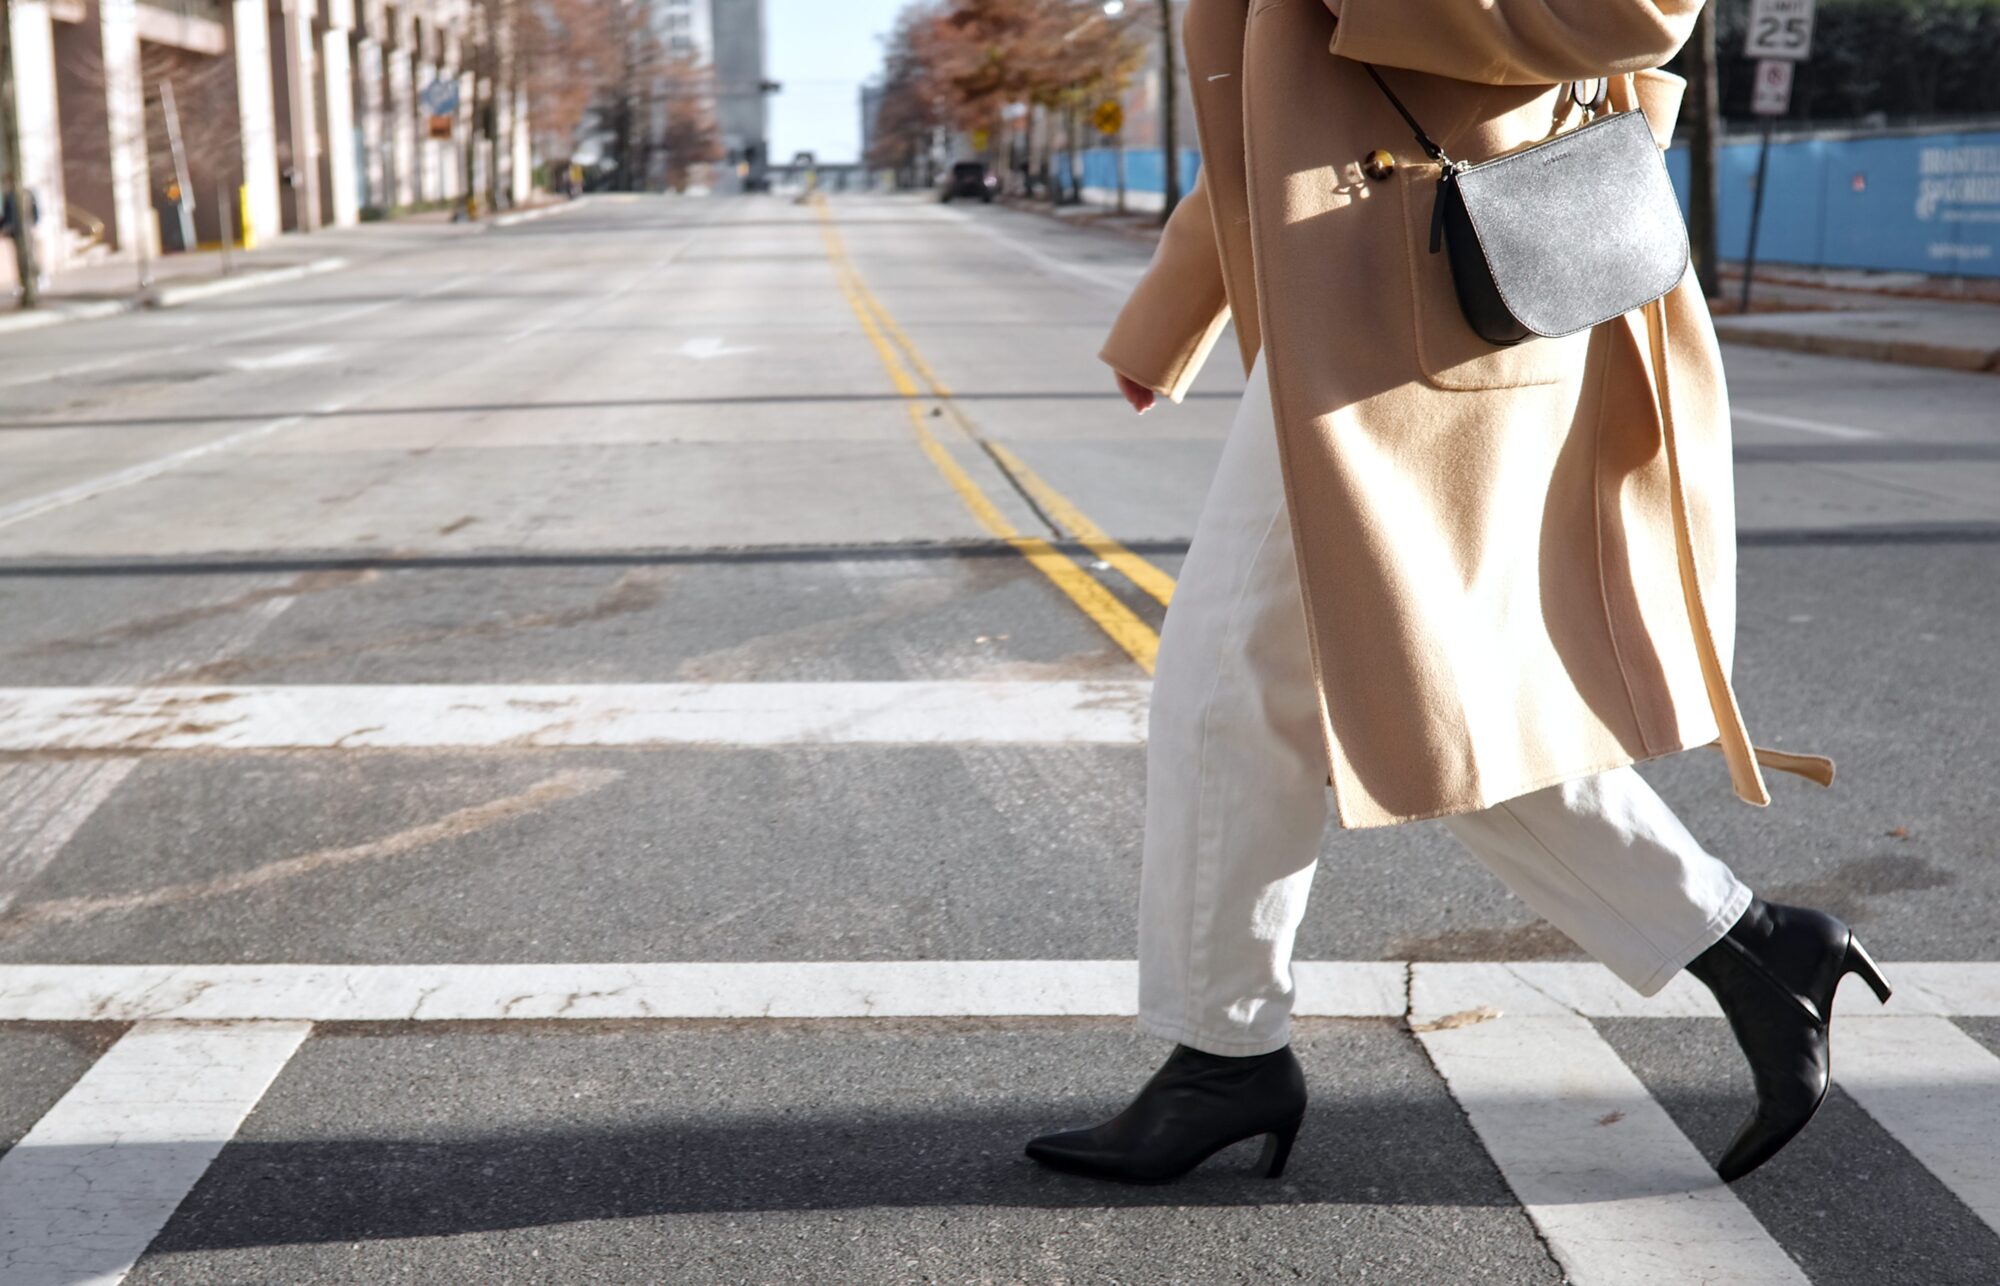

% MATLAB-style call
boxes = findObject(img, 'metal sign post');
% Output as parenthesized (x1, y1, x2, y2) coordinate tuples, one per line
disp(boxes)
(159, 81, 196, 254)
(1740, 0, 1814, 312)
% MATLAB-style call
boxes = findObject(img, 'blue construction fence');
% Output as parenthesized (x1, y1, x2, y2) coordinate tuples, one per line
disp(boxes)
(1056, 126, 2000, 277)
(1071, 147, 1203, 200)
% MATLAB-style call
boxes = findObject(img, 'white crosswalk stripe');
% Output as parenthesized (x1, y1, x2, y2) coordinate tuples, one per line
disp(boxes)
(2, 961, 1997, 1284)
(1415, 1009, 1810, 1285)
(0, 1021, 309, 1286)
(0, 682, 1151, 751)
(0, 960, 1406, 1022)
(1836, 1016, 2000, 1238)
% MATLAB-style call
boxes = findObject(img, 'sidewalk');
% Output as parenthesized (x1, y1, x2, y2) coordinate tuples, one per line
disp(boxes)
(1712, 268, 2000, 373)
(0, 238, 359, 335)
(1005, 194, 2000, 375)
(0, 196, 584, 337)
(999, 193, 1164, 244)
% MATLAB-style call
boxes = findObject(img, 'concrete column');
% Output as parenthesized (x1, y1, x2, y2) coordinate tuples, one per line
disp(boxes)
(97, 0, 148, 256)
(356, 35, 383, 208)
(273, 0, 319, 230)
(322, 0, 358, 224)
(232, 0, 282, 245)
(6, 0, 67, 273)
(387, 35, 412, 206)
(510, 86, 529, 206)
(491, 75, 509, 204)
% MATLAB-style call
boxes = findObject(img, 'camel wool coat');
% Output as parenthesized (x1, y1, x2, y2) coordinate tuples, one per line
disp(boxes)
(1102, 0, 1833, 828)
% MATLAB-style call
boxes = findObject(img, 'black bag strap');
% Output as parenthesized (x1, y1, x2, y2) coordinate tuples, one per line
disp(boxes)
(1362, 65, 1452, 166)
(1362, 66, 1612, 170)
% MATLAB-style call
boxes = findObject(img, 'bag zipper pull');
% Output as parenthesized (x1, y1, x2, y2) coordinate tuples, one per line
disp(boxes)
(1428, 161, 1462, 255)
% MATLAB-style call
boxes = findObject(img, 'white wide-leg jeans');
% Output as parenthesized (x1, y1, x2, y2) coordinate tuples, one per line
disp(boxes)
(1139, 352, 1752, 1056)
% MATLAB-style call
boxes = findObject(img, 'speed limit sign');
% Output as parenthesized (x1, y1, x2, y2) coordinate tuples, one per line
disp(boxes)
(1744, 0, 1815, 61)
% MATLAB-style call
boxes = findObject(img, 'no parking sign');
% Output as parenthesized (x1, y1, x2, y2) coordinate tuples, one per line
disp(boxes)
(1751, 59, 1794, 117)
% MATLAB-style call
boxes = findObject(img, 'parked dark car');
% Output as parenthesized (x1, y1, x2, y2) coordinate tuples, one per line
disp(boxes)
(941, 161, 997, 203)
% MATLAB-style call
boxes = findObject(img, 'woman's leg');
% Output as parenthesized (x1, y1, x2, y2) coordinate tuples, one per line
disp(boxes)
(1138, 352, 1333, 1056)
(1023, 352, 1321, 1182)
(1139, 351, 1754, 1056)
(1440, 768, 1752, 994)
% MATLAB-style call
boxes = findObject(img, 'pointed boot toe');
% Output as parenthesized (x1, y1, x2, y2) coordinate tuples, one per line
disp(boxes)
(1022, 1128, 1100, 1174)
(1716, 1109, 1812, 1184)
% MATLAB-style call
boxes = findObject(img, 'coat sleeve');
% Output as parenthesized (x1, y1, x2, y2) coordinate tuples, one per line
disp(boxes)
(1324, 0, 1702, 86)
(1098, 167, 1233, 405)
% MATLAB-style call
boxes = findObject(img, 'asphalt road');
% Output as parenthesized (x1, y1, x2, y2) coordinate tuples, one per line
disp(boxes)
(0, 191, 1995, 1284)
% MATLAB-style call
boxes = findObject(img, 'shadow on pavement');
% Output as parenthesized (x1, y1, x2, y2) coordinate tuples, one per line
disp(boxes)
(118, 1092, 1554, 1251)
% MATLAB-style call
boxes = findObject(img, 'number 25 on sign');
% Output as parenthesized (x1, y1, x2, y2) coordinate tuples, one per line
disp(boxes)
(1745, 0, 1815, 61)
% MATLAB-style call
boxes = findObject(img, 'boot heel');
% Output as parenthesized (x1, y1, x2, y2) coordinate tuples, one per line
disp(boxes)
(1844, 936, 1893, 1005)
(1257, 1115, 1304, 1179)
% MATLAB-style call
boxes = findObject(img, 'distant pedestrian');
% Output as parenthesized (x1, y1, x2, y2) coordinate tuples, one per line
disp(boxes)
(1, 185, 48, 296)
(0, 187, 33, 235)
(1026, 0, 1889, 1189)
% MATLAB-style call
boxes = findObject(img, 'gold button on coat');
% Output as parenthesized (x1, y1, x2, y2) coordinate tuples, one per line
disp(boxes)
(1362, 149, 1397, 181)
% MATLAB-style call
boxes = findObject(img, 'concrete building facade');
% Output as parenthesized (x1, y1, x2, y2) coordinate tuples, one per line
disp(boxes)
(3, 0, 530, 279)
(706, 0, 764, 188)
(642, 0, 765, 192)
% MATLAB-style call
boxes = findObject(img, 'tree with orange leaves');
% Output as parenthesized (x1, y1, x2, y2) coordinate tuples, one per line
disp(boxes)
(871, 0, 1143, 192)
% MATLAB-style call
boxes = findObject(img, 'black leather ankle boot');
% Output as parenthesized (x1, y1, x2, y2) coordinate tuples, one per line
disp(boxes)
(1024, 1043, 1307, 1184)
(1684, 896, 1893, 1182)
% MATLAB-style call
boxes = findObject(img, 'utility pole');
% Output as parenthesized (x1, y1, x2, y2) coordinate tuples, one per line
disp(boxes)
(482, 0, 501, 213)
(1156, 0, 1178, 222)
(0, 0, 42, 307)
(1684, 4, 1721, 299)
(463, 4, 482, 218)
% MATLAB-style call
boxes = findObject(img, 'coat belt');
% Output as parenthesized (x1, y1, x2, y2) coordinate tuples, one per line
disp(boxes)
(1641, 295, 1836, 804)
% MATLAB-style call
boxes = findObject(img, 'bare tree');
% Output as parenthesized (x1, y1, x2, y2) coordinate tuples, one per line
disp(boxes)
(659, 52, 722, 191)
(865, 3, 947, 182)
(520, 0, 625, 174)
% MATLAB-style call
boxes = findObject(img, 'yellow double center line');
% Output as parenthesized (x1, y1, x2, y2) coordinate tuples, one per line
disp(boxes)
(812, 195, 1176, 672)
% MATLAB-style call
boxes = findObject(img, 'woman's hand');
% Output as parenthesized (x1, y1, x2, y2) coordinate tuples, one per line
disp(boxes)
(1116, 372, 1157, 415)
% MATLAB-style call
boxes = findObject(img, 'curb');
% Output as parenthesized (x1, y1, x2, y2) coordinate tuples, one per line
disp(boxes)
(0, 257, 349, 335)
(0, 299, 132, 335)
(997, 196, 1162, 245)
(1712, 319, 2000, 375)
(147, 256, 349, 308)
(490, 195, 593, 230)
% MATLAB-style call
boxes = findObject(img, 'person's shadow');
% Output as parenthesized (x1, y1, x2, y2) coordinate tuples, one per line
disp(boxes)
(120, 1090, 1551, 1253)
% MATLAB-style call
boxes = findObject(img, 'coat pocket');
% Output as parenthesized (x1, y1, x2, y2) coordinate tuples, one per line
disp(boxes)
(1396, 167, 1590, 391)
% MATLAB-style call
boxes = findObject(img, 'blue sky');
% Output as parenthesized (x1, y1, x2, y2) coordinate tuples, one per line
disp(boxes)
(766, 0, 910, 164)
